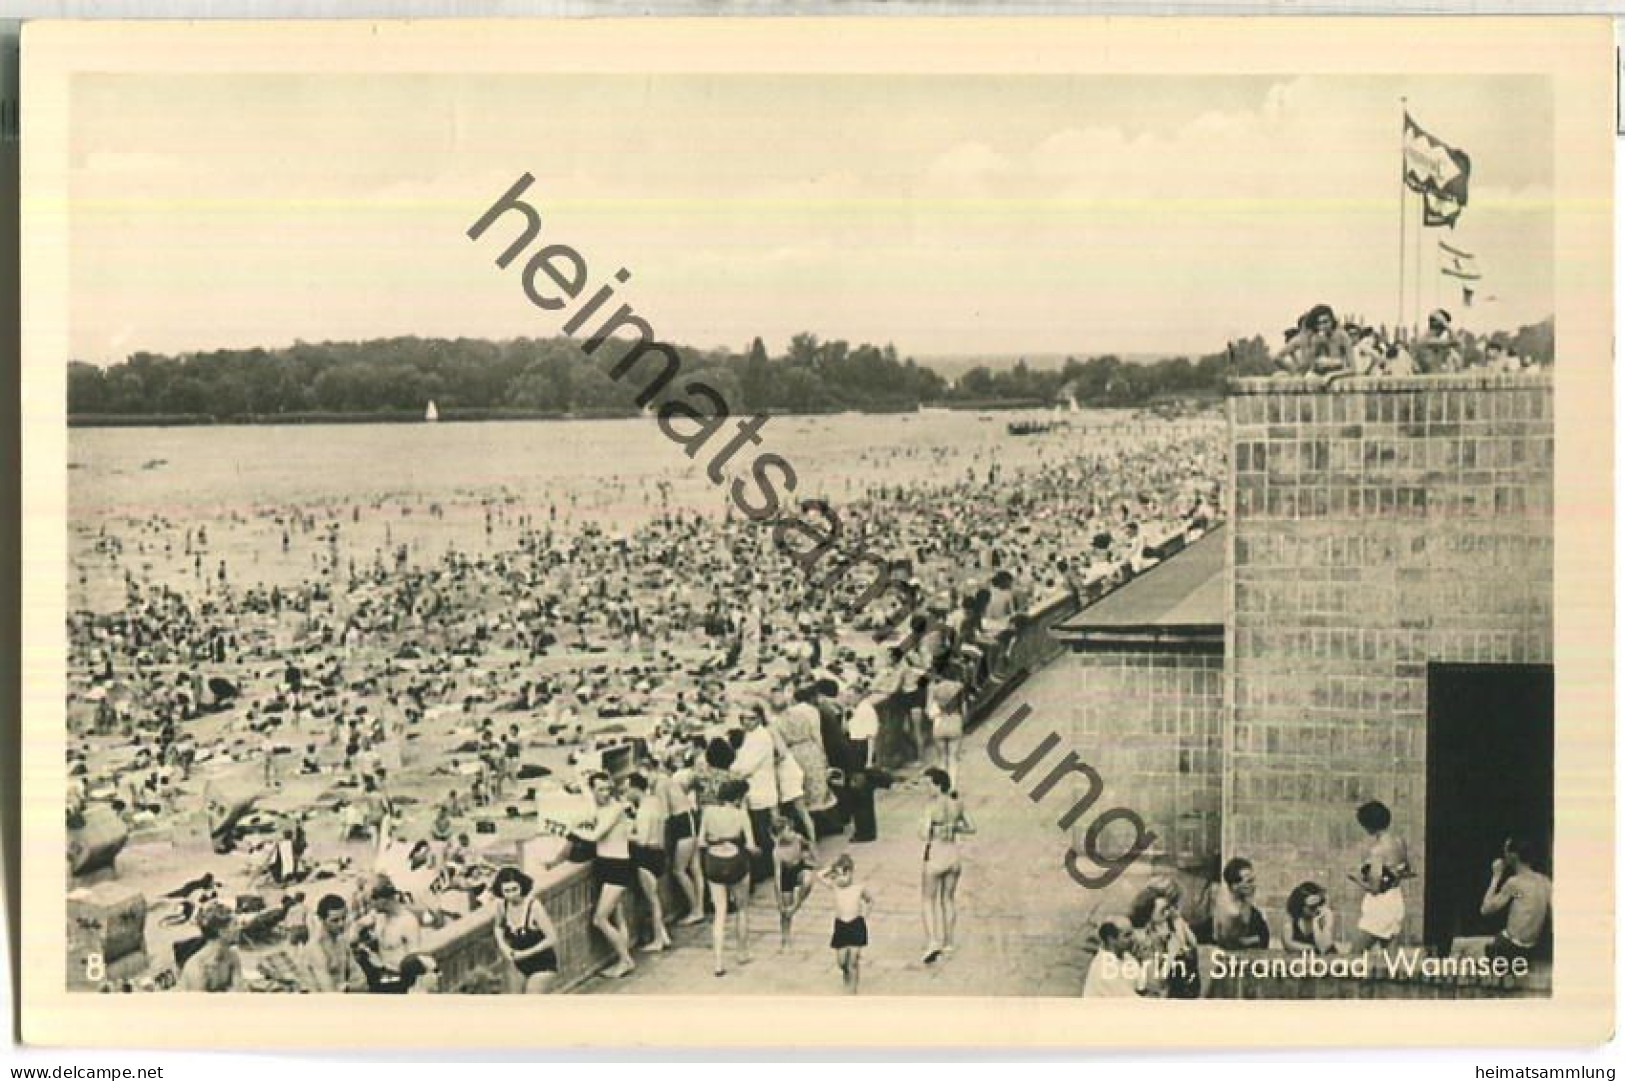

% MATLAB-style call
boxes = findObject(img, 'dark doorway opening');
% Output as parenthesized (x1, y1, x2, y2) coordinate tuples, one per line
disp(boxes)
(1424, 663, 1554, 955)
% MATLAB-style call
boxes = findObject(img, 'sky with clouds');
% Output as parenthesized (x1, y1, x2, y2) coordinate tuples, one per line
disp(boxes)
(68, 72, 1552, 364)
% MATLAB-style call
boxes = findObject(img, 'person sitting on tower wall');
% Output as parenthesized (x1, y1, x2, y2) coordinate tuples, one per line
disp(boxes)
(1273, 304, 1353, 376)
(1414, 309, 1463, 373)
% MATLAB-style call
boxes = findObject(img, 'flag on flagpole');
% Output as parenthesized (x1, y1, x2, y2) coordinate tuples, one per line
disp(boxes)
(1404, 112, 1471, 225)
(1438, 240, 1481, 280)
(1423, 189, 1465, 228)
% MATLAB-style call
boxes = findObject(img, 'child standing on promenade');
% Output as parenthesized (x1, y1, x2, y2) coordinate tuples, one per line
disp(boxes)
(817, 854, 874, 994)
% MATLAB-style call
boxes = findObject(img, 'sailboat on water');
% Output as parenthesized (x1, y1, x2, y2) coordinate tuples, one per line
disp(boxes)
(424, 400, 440, 423)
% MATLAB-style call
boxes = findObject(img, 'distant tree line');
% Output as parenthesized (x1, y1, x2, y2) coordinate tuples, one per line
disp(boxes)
(1467, 317, 1555, 368)
(954, 338, 1277, 408)
(68, 334, 943, 420)
(66, 317, 1554, 421)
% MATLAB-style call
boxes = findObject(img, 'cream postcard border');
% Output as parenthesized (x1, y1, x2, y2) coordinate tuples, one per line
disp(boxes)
(18, 15, 1615, 1049)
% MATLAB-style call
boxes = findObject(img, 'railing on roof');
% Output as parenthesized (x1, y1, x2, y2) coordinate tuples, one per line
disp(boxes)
(1228, 371, 1552, 396)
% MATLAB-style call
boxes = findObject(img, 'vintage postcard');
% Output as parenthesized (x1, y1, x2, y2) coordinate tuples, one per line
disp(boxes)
(17, 16, 1615, 1048)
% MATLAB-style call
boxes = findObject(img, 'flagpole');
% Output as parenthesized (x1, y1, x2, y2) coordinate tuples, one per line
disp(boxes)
(1414, 193, 1423, 336)
(1433, 236, 1440, 317)
(1398, 97, 1407, 336)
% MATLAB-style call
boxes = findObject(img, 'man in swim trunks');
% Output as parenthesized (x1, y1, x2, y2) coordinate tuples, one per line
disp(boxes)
(1212, 857, 1269, 950)
(1481, 836, 1552, 962)
(353, 880, 423, 992)
(625, 772, 673, 953)
(771, 814, 816, 950)
(303, 890, 367, 988)
(502, 724, 522, 786)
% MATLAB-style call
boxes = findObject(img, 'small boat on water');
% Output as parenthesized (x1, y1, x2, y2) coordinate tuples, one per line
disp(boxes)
(1008, 419, 1069, 437)
(424, 401, 440, 423)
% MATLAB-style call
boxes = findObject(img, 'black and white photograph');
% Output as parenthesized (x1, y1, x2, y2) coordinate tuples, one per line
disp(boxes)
(17, 15, 1614, 1049)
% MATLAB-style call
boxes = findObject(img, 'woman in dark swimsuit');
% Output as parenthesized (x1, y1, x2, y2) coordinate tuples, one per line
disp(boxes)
(1285, 880, 1337, 955)
(699, 777, 757, 977)
(489, 866, 560, 994)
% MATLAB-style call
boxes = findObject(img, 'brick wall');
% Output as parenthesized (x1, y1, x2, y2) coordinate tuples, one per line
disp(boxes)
(1225, 373, 1553, 939)
(1057, 647, 1224, 869)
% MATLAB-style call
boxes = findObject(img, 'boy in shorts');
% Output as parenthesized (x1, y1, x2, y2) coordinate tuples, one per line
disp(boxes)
(816, 854, 874, 994)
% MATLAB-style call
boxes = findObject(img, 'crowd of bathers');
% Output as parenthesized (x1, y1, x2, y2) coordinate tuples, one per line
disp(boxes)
(1272, 305, 1549, 383)
(66, 413, 1228, 993)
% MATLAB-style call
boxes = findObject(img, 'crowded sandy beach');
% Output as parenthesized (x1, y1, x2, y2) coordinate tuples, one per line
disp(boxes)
(65, 405, 1226, 994)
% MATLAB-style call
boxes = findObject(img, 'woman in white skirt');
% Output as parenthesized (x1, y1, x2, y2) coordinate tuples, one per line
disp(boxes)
(1349, 800, 1411, 951)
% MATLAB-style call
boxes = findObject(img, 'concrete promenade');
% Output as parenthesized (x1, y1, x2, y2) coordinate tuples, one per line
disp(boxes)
(584, 669, 1141, 997)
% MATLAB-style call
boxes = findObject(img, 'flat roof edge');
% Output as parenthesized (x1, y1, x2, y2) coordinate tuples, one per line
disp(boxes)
(1228, 372, 1551, 396)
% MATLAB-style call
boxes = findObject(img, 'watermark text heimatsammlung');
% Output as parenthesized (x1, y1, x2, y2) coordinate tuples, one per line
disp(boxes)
(468, 173, 1158, 889)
